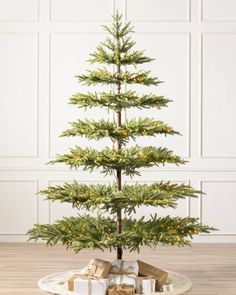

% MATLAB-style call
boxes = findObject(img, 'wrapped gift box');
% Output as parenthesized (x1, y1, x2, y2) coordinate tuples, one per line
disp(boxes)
(79, 258, 112, 278)
(137, 260, 168, 291)
(108, 260, 138, 288)
(162, 283, 174, 292)
(108, 284, 135, 295)
(136, 276, 156, 294)
(68, 275, 81, 291)
(68, 274, 108, 295)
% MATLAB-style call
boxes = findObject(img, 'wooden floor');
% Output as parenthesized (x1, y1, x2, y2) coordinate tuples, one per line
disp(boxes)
(0, 243, 236, 295)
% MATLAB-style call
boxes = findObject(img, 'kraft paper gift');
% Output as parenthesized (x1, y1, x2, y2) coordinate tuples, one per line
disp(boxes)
(108, 284, 135, 295)
(79, 257, 112, 278)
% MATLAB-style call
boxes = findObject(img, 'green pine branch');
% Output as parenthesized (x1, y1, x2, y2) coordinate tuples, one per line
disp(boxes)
(49, 145, 186, 176)
(77, 68, 162, 86)
(61, 118, 180, 144)
(89, 46, 154, 66)
(102, 12, 134, 39)
(27, 214, 216, 253)
(69, 90, 170, 111)
(27, 215, 116, 251)
(39, 183, 119, 211)
(99, 36, 135, 54)
(121, 182, 202, 213)
(39, 181, 202, 214)
(123, 215, 216, 251)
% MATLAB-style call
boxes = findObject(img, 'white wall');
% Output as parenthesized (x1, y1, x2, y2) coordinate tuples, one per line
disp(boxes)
(0, 0, 236, 242)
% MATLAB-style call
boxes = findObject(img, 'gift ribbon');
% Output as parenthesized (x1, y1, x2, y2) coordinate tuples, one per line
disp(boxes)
(87, 276, 107, 295)
(73, 273, 107, 295)
(110, 261, 137, 284)
(76, 274, 95, 295)
(87, 278, 92, 295)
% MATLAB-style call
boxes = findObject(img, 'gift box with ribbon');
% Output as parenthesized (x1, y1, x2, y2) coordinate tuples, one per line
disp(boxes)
(108, 260, 138, 288)
(68, 274, 108, 295)
(68, 274, 81, 292)
(108, 284, 135, 295)
(79, 258, 112, 278)
(137, 260, 168, 290)
(136, 276, 156, 294)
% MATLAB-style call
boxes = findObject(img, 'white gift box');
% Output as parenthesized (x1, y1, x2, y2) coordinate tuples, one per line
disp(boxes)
(108, 260, 139, 288)
(162, 283, 174, 292)
(73, 277, 108, 295)
(136, 277, 156, 294)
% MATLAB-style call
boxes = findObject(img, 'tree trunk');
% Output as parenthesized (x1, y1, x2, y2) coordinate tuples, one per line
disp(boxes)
(116, 168, 122, 260)
(116, 61, 123, 260)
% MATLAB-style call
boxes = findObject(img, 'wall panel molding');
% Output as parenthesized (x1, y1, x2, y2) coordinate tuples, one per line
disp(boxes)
(0, 33, 39, 158)
(200, 180, 236, 236)
(201, 0, 236, 22)
(0, 180, 38, 235)
(0, 0, 39, 22)
(126, 0, 190, 22)
(49, 0, 114, 22)
(200, 33, 236, 158)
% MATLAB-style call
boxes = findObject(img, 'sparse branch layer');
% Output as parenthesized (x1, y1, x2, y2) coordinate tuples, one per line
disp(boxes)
(28, 215, 215, 253)
(69, 91, 170, 111)
(39, 181, 202, 214)
(49, 145, 186, 176)
(77, 69, 162, 86)
(61, 118, 180, 144)
(89, 47, 154, 66)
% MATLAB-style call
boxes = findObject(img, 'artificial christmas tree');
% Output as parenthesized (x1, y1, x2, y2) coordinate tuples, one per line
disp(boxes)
(28, 12, 215, 263)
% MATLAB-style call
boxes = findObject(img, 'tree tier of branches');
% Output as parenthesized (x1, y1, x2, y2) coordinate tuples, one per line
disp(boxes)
(50, 145, 186, 176)
(39, 181, 202, 214)
(69, 91, 171, 111)
(28, 215, 214, 253)
(61, 118, 180, 144)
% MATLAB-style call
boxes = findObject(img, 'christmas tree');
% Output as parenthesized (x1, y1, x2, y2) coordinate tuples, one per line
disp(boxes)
(28, 12, 215, 260)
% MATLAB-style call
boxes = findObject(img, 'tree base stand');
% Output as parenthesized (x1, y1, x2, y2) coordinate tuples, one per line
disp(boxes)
(38, 269, 192, 295)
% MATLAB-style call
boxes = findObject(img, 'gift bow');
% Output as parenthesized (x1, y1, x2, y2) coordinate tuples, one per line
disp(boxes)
(110, 261, 137, 284)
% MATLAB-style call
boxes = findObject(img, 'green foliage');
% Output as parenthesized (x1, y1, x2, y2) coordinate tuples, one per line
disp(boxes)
(39, 181, 202, 214)
(28, 11, 216, 254)
(69, 91, 170, 111)
(28, 214, 215, 253)
(77, 68, 161, 86)
(89, 14, 154, 66)
(61, 118, 180, 144)
(102, 13, 134, 39)
(89, 48, 154, 66)
(50, 145, 185, 176)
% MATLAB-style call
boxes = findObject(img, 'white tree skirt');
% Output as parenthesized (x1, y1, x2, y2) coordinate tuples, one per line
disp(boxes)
(38, 269, 192, 295)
